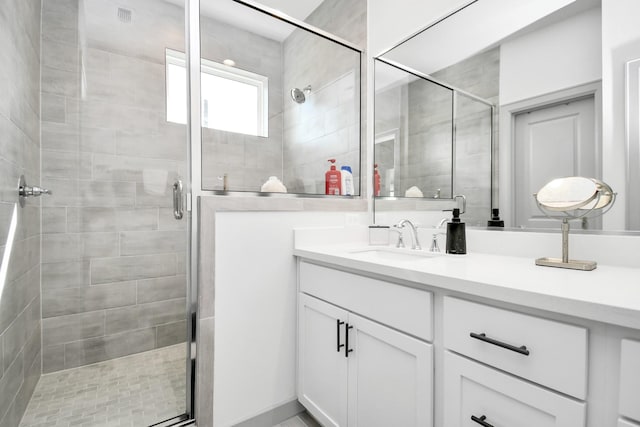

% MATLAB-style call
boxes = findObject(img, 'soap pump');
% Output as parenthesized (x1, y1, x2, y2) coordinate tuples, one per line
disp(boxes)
(445, 208, 466, 255)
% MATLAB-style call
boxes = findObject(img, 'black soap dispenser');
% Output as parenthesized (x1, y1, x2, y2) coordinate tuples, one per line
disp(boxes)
(446, 208, 466, 255)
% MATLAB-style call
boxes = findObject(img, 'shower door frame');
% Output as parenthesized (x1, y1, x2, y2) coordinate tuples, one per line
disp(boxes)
(185, 0, 365, 424)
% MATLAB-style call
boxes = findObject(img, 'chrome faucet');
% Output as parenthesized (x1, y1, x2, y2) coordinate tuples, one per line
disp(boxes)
(394, 219, 422, 250)
(430, 218, 449, 252)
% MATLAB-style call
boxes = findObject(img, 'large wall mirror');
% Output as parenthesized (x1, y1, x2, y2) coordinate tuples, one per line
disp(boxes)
(375, 0, 640, 232)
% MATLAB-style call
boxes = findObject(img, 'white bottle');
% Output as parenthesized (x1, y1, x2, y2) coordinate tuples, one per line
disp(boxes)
(340, 166, 354, 196)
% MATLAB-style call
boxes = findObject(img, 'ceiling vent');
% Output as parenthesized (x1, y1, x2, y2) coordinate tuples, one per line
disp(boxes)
(117, 7, 132, 24)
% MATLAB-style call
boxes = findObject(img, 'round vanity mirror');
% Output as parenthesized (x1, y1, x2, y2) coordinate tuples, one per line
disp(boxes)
(535, 176, 599, 212)
(581, 179, 614, 210)
(533, 176, 616, 271)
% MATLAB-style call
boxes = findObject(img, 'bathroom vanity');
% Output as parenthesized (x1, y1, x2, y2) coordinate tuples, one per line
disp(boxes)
(294, 230, 640, 427)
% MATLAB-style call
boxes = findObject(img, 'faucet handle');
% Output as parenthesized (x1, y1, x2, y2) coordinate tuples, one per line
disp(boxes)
(390, 228, 405, 248)
(430, 232, 446, 252)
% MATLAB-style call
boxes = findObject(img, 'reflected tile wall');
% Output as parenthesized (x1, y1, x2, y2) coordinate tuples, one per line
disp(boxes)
(200, 15, 284, 192)
(40, 0, 188, 373)
(432, 47, 498, 226)
(0, 0, 42, 426)
(282, 0, 365, 195)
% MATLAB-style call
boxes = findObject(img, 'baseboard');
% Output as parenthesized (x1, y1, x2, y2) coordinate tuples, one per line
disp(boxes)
(232, 399, 305, 427)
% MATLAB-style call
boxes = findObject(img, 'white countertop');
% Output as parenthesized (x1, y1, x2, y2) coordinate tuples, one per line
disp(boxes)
(294, 243, 640, 330)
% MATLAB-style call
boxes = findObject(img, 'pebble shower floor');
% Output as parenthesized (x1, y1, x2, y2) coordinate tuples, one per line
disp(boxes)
(18, 344, 186, 427)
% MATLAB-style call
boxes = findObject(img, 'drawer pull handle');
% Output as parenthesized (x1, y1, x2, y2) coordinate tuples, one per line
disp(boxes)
(337, 319, 345, 352)
(470, 332, 530, 356)
(471, 415, 494, 427)
(345, 323, 354, 358)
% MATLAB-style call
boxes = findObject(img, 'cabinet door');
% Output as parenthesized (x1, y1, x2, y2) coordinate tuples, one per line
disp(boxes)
(444, 352, 586, 427)
(347, 313, 433, 427)
(298, 294, 348, 427)
(619, 339, 640, 422)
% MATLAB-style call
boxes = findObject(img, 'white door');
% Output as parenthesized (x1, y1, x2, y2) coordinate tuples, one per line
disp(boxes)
(514, 96, 598, 229)
(347, 313, 433, 427)
(298, 294, 348, 427)
(443, 352, 586, 427)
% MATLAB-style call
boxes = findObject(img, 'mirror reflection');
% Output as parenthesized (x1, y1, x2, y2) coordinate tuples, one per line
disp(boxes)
(198, 1, 362, 195)
(374, 59, 493, 227)
(377, 0, 640, 231)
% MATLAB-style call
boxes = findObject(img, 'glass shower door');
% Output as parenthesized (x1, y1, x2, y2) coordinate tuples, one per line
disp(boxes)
(35, 0, 192, 425)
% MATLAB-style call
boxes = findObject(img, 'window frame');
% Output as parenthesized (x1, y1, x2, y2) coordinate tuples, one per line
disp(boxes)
(165, 48, 269, 137)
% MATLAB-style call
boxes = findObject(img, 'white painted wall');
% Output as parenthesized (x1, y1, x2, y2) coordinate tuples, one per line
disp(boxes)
(601, 0, 640, 230)
(368, 0, 471, 56)
(213, 211, 367, 426)
(500, 7, 601, 105)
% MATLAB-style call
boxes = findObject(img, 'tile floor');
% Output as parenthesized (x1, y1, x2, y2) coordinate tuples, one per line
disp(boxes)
(274, 412, 322, 427)
(19, 344, 186, 427)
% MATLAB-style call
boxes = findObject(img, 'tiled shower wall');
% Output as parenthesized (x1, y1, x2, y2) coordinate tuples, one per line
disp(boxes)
(374, 48, 497, 225)
(0, 1, 42, 426)
(40, 0, 188, 373)
(432, 47, 498, 226)
(282, 0, 366, 194)
(200, 15, 284, 191)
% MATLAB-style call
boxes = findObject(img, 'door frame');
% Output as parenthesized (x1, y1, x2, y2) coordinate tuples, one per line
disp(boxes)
(498, 81, 602, 227)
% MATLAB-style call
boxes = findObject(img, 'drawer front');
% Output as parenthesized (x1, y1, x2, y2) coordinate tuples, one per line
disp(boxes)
(443, 297, 588, 399)
(444, 351, 586, 427)
(619, 339, 640, 421)
(299, 262, 433, 341)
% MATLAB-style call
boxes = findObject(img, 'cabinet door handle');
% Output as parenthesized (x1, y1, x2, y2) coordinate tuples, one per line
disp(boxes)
(470, 332, 530, 356)
(337, 320, 345, 352)
(345, 323, 354, 358)
(471, 415, 494, 427)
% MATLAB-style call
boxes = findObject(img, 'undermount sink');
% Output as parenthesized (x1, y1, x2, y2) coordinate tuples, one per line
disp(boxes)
(348, 247, 443, 262)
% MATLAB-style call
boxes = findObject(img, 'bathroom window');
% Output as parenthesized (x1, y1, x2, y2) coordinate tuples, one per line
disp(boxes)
(166, 49, 269, 137)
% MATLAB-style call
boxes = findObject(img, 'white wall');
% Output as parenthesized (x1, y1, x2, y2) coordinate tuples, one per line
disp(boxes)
(368, 0, 471, 56)
(601, 0, 640, 229)
(500, 7, 602, 105)
(213, 211, 367, 426)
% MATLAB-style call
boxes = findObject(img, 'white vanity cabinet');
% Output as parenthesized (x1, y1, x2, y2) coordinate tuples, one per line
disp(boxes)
(295, 248, 640, 427)
(619, 339, 640, 425)
(298, 263, 434, 427)
(443, 297, 588, 427)
(444, 352, 586, 427)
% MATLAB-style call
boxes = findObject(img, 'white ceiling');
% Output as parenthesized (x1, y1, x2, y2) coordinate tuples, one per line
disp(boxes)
(165, 0, 325, 41)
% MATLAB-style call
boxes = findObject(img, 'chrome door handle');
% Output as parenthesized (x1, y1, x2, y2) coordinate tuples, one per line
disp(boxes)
(173, 179, 184, 220)
(18, 175, 52, 207)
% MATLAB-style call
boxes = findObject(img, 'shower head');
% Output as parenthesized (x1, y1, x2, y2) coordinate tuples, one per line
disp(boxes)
(290, 85, 312, 104)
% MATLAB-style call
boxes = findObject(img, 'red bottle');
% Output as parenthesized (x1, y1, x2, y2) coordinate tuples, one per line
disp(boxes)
(374, 163, 381, 196)
(325, 159, 342, 195)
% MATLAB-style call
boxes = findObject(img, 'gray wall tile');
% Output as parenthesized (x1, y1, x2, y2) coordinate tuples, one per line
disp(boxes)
(42, 281, 136, 318)
(137, 275, 186, 304)
(42, 207, 67, 233)
(2, 296, 39, 372)
(120, 230, 186, 256)
(41, 260, 90, 290)
(137, 298, 186, 328)
(91, 253, 177, 285)
(42, 344, 64, 374)
(42, 232, 118, 262)
(156, 321, 186, 348)
(42, 311, 105, 346)
(67, 207, 159, 232)
(0, 355, 23, 423)
(64, 328, 156, 369)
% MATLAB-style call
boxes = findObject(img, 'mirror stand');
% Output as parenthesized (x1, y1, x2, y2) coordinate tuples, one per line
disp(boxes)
(533, 177, 616, 271)
(535, 218, 598, 271)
